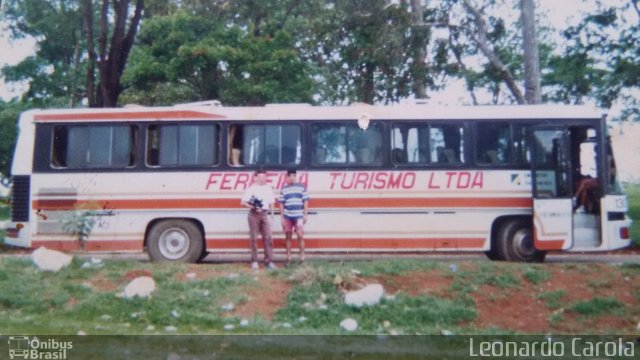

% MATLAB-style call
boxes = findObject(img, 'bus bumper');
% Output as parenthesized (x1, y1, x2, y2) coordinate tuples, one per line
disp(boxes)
(4, 222, 31, 248)
(607, 218, 633, 251)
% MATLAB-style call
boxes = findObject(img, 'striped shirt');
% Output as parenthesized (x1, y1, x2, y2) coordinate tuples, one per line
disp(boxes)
(278, 182, 309, 219)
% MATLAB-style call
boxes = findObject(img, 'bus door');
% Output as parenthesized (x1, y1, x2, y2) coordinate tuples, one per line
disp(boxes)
(530, 127, 573, 250)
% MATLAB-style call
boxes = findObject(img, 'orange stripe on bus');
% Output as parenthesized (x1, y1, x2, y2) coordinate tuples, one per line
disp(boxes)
(30, 237, 485, 252)
(33, 110, 225, 121)
(534, 239, 565, 251)
(31, 240, 143, 252)
(207, 237, 486, 249)
(32, 197, 532, 210)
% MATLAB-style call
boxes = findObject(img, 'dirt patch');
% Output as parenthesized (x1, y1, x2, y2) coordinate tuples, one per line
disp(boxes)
(368, 271, 453, 297)
(175, 264, 231, 282)
(232, 274, 292, 321)
(87, 273, 119, 292)
(120, 269, 154, 283)
(470, 264, 640, 333)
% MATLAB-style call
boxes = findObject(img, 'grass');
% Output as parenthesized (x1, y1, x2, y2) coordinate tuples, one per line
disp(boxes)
(625, 182, 640, 246)
(0, 204, 9, 220)
(570, 297, 624, 317)
(523, 266, 550, 285)
(274, 262, 474, 335)
(0, 256, 637, 336)
(537, 290, 566, 309)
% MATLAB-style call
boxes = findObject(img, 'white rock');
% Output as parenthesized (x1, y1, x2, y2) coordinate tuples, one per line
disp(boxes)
(223, 324, 235, 331)
(441, 329, 453, 336)
(166, 352, 181, 360)
(145, 325, 155, 331)
(318, 304, 328, 310)
(171, 310, 180, 318)
(186, 272, 197, 279)
(239, 319, 249, 327)
(77, 331, 86, 336)
(221, 302, 235, 311)
(383, 320, 391, 329)
(281, 322, 292, 328)
(340, 318, 358, 332)
(202, 290, 210, 297)
(91, 257, 103, 264)
(227, 273, 240, 279)
(298, 316, 307, 323)
(345, 284, 384, 308)
(122, 276, 156, 299)
(31, 247, 73, 272)
(100, 314, 112, 321)
(165, 326, 177, 332)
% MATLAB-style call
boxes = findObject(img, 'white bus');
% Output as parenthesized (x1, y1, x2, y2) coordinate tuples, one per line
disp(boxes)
(5, 102, 632, 262)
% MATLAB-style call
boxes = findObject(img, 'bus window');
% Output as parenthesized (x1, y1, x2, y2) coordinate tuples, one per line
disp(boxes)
(52, 125, 137, 169)
(147, 124, 219, 167)
(476, 122, 512, 165)
(228, 124, 301, 166)
(391, 123, 464, 165)
(312, 123, 382, 165)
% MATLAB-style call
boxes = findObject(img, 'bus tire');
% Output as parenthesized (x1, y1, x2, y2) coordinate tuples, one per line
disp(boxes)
(147, 220, 204, 263)
(496, 219, 546, 263)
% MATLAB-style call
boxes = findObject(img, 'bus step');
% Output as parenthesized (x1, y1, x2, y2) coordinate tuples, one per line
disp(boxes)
(573, 213, 600, 247)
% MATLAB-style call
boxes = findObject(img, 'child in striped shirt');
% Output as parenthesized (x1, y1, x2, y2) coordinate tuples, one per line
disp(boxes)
(278, 169, 309, 266)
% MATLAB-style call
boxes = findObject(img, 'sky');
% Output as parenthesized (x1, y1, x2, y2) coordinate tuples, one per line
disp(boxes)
(0, 0, 602, 103)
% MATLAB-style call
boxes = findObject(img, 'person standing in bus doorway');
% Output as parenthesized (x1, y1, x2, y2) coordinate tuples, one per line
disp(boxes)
(241, 169, 277, 271)
(278, 169, 309, 267)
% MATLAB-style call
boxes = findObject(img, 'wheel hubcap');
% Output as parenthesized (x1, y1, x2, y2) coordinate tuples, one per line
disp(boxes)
(512, 228, 535, 258)
(159, 228, 190, 260)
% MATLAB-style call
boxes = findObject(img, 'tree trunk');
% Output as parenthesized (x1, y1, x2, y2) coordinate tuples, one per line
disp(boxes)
(520, 0, 541, 104)
(462, 0, 526, 104)
(86, 0, 144, 107)
(410, 0, 428, 99)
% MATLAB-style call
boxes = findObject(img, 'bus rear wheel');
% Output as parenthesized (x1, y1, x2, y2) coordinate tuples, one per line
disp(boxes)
(496, 219, 546, 262)
(147, 220, 204, 263)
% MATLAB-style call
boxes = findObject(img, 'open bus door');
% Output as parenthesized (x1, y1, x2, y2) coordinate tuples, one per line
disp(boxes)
(531, 127, 573, 251)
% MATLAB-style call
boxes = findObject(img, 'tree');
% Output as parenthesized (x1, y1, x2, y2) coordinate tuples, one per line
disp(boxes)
(520, 0, 541, 104)
(83, 0, 144, 107)
(548, 0, 640, 120)
(2, 0, 86, 107)
(1, 0, 145, 108)
(0, 100, 24, 178)
(121, 10, 315, 106)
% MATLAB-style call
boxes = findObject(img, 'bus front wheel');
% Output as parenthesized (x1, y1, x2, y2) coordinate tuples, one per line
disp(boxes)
(147, 220, 204, 263)
(496, 219, 546, 262)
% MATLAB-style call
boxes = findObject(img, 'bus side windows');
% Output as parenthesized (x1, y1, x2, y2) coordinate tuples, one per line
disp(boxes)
(146, 124, 219, 167)
(391, 123, 464, 165)
(476, 122, 512, 165)
(51, 125, 137, 169)
(228, 124, 301, 166)
(312, 123, 383, 165)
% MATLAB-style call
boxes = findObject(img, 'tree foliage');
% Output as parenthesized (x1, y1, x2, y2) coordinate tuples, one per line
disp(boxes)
(546, 0, 640, 121)
(0, 100, 24, 177)
(2, 0, 144, 108)
(0, 0, 638, 117)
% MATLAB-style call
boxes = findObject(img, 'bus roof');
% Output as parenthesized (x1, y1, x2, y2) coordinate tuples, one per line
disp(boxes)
(24, 103, 605, 123)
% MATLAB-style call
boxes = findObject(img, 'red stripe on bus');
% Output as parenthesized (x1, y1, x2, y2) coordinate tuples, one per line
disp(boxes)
(33, 110, 225, 121)
(32, 197, 532, 210)
(534, 239, 565, 251)
(31, 240, 143, 252)
(207, 237, 486, 249)
(30, 237, 485, 252)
